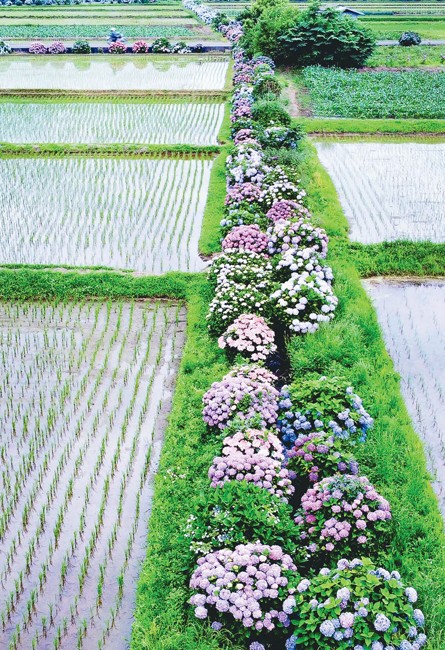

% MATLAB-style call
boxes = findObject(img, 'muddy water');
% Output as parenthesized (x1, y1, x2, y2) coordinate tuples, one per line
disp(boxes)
(315, 141, 445, 244)
(365, 279, 445, 515)
(0, 301, 186, 649)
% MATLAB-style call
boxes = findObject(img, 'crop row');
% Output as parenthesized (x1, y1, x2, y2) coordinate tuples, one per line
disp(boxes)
(0, 156, 213, 273)
(300, 67, 445, 119)
(0, 300, 186, 649)
(0, 100, 225, 144)
(0, 24, 197, 37)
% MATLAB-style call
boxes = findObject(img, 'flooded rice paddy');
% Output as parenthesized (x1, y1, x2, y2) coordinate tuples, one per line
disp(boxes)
(0, 156, 212, 273)
(0, 101, 225, 145)
(365, 279, 445, 515)
(0, 56, 230, 91)
(315, 140, 445, 243)
(0, 300, 186, 649)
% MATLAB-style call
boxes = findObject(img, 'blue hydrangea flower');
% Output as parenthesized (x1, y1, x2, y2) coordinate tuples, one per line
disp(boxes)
(320, 620, 336, 637)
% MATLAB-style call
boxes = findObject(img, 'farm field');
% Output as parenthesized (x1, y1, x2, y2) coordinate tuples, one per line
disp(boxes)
(0, 156, 213, 272)
(0, 100, 225, 145)
(315, 139, 445, 243)
(300, 67, 445, 118)
(365, 280, 445, 515)
(0, 299, 186, 650)
(360, 16, 445, 39)
(0, 25, 200, 39)
(367, 45, 445, 67)
(0, 56, 230, 92)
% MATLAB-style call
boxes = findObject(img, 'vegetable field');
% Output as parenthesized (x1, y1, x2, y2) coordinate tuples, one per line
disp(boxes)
(0, 57, 230, 92)
(301, 68, 445, 118)
(0, 101, 225, 145)
(0, 157, 213, 272)
(365, 280, 445, 515)
(0, 300, 186, 650)
(0, 25, 197, 38)
(315, 140, 445, 243)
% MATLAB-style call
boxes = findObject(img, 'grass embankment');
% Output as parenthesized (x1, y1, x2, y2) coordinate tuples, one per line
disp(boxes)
(300, 116, 445, 134)
(290, 140, 445, 649)
(0, 143, 221, 157)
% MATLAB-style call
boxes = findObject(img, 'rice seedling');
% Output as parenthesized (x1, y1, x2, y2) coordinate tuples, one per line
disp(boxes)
(0, 156, 213, 273)
(0, 56, 229, 92)
(315, 139, 445, 243)
(0, 300, 186, 649)
(0, 101, 224, 145)
(365, 279, 445, 516)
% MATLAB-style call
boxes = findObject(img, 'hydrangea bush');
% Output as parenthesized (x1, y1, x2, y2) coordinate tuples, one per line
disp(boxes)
(295, 474, 392, 562)
(202, 365, 279, 431)
(286, 430, 359, 484)
(108, 40, 127, 53)
(226, 182, 263, 210)
(259, 168, 306, 210)
(220, 208, 269, 239)
(184, 481, 299, 558)
(209, 428, 294, 500)
(47, 40, 66, 54)
(132, 40, 149, 53)
(29, 41, 47, 54)
(266, 200, 312, 223)
(267, 218, 328, 258)
(189, 542, 298, 639)
(271, 271, 338, 334)
(218, 313, 277, 362)
(284, 558, 427, 650)
(222, 224, 269, 254)
(278, 376, 374, 448)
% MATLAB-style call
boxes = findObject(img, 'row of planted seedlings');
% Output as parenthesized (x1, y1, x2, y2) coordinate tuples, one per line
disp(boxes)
(182, 4, 427, 650)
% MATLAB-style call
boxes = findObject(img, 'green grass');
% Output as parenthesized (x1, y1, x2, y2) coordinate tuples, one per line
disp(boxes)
(300, 67, 445, 118)
(299, 117, 445, 134)
(360, 16, 445, 40)
(348, 241, 445, 277)
(199, 145, 229, 256)
(290, 140, 445, 649)
(0, 143, 221, 157)
(367, 45, 445, 67)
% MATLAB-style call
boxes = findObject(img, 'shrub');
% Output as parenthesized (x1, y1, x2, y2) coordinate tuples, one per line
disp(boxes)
(252, 99, 291, 127)
(295, 474, 392, 564)
(202, 365, 279, 430)
(132, 39, 149, 53)
(278, 376, 373, 448)
(207, 252, 275, 333)
(108, 40, 127, 53)
(152, 37, 172, 53)
(399, 31, 422, 46)
(252, 75, 281, 99)
(171, 41, 192, 53)
(0, 40, 11, 55)
(244, 5, 299, 61)
(267, 218, 328, 258)
(266, 199, 311, 223)
(72, 40, 91, 54)
(226, 144, 269, 187)
(29, 41, 47, 54)
(285, 558, 427, 650)
(218, 313, 277, 361)
(259, 167, 306, 210)
(209, 428, 294, 500)
(257, 125, 304, 150)
(286, 429, 359, 484)
(222, 224, 269, 254)
(47, 40, 66, 54)
(271, 271, 338, 334)
(184, 481, 299, 558)
(225, 182, 263, 210)
(277, 3, 376, 68)
(189, 542, 298, 641)
(220, 208, 269, 239)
